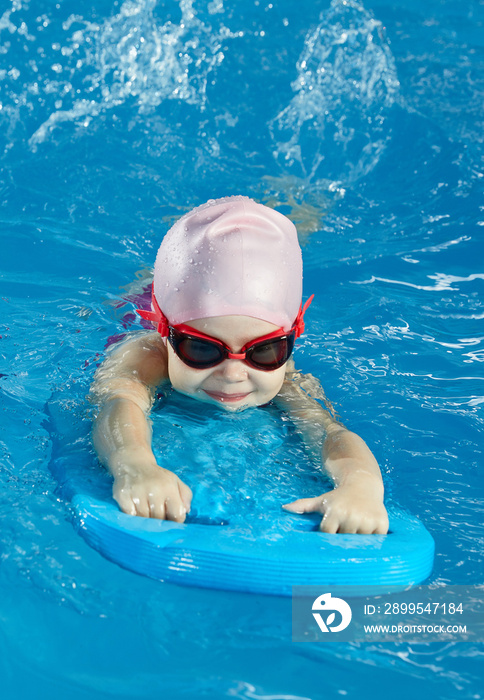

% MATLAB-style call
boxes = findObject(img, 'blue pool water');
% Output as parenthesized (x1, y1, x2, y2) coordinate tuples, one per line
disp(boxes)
(1, 0, 483, 697)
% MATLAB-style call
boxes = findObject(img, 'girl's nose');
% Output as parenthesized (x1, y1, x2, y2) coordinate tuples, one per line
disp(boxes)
(214, 359, 248, 381)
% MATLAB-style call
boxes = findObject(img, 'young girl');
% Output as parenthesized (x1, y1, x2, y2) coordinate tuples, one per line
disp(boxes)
(90, 196, 389, 534)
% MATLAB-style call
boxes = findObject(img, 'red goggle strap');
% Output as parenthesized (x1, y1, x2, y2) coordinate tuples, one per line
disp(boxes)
(136, 284, 170, 337)
(293, 294, 314, 338)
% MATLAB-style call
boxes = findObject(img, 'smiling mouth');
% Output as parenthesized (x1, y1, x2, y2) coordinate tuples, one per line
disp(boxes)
(203, 390, 250, 403)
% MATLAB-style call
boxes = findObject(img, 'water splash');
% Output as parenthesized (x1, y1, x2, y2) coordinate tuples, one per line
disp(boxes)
(0, 0, 232, 149)
(270, 0, 400, 184)
(33, 0, 234, 147)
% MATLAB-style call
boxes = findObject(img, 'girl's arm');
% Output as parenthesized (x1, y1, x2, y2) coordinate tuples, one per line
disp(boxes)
(89, 332, 192, 521)
(274, 364, 389, 535)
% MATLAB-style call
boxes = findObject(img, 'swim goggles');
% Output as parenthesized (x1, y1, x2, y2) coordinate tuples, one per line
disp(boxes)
(137, 286, 314, 372)
(167, 324, 294, 371)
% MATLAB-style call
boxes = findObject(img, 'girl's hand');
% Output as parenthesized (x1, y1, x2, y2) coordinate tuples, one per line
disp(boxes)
(113, 465, 192, 522)
(282, 483, 389, 534)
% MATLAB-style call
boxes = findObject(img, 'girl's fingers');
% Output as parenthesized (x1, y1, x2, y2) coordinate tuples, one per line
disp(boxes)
(178, 480, 193, 512)
(132, 495, 150, 518)
(164, 495, 187, 523)
(148, 494, 166, 520)
(372, 517, 389, 535)
(282, 496, 324, 514)
(319, 513, 339, 534)
(115, 489, 137, 516)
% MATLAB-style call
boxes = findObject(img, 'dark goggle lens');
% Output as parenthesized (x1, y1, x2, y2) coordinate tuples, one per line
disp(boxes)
(171, 334, 224, 369)
(247, 335, 294, 370)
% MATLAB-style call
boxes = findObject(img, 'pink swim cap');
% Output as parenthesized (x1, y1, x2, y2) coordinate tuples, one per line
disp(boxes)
(151, 196, 304, 331)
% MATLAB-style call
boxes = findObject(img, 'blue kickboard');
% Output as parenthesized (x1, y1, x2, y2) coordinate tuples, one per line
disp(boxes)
(47, 391, 435, 596)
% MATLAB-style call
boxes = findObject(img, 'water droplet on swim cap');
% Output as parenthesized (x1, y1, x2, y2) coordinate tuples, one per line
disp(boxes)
(153, 195, 303, 330)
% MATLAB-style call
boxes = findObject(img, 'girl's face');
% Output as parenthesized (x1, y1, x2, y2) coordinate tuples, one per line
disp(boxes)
(167, 315, 288, 411)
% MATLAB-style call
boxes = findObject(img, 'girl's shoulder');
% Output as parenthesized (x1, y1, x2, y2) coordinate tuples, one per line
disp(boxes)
(99, 331, 168, 388)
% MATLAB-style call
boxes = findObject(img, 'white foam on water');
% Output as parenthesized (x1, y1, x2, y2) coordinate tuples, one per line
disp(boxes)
(270, 0, 401, 184)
